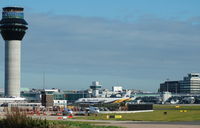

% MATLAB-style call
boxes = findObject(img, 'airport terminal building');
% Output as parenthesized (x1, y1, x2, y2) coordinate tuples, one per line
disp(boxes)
(160, 73, 200, 94)
(180, 73, 200, 94)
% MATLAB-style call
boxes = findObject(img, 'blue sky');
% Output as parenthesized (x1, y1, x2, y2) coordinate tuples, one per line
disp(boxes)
(0, 0, 200, 92)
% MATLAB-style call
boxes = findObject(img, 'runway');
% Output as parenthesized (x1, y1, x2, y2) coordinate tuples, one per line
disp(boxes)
(71, 119, 200, 128)
(36, 116, 200, 128)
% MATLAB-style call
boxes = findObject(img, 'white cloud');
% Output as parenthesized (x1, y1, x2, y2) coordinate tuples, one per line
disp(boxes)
(1, 12, 200, 91)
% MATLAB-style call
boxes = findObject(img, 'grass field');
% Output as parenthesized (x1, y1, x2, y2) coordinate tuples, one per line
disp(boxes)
(0, 109, 121, 128)
(153, 104, 200, 110)
(75, 105, 200, 122)
(50, 121, 121, 128)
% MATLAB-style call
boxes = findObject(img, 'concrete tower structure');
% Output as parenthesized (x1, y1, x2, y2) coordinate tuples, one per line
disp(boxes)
(0, 7, 28, 97)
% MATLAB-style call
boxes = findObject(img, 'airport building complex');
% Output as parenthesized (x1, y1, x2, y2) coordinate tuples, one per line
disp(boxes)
(0, 6, 200, 110)
(160, 73, 200, 94)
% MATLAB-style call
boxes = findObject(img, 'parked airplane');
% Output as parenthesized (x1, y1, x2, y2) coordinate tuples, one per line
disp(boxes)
(75, 92, 133, 104)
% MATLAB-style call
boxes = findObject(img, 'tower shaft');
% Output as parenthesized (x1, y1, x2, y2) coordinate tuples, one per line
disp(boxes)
(5, 40, 21, 97)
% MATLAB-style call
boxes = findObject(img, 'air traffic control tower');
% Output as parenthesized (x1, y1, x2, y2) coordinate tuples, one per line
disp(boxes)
(0, 7, 28, 97)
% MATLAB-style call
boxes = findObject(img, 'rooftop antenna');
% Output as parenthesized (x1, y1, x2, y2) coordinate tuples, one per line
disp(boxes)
(8, 0, 20, 7)
(9, 0, 13, 6)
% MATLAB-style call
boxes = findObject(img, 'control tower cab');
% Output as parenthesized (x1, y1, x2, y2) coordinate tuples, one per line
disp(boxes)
(0, 7, 28, 40)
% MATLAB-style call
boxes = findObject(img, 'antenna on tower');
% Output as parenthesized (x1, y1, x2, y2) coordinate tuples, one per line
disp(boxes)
(8, 0, 19, 7)
(9, 0, 13, 6)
